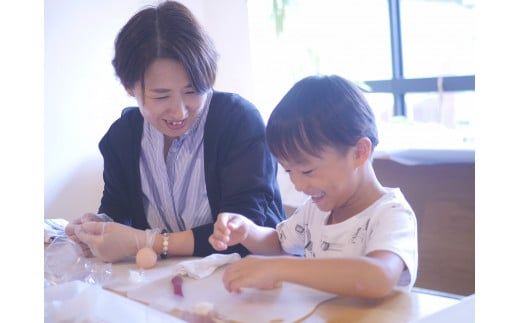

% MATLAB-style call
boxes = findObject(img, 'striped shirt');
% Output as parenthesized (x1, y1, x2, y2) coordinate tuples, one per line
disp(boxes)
(139, 91, 213, 233)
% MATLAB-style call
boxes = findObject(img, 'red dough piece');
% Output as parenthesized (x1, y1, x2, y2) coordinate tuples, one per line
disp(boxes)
(172, 275, 184, 297)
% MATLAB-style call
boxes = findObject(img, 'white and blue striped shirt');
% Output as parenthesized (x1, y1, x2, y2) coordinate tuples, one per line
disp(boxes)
(139, 92, 213, 232)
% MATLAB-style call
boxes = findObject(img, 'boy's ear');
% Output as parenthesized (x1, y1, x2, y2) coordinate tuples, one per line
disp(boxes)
(354, 137, 372, 165)
(126, 88, 135, 97)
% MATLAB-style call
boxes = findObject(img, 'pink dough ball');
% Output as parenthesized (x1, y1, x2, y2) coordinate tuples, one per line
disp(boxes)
(136, 247, 157, 269)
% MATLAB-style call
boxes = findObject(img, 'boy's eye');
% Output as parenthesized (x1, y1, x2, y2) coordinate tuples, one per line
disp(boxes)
(153, 96, 168, 100)
(302, 169, 314, 175)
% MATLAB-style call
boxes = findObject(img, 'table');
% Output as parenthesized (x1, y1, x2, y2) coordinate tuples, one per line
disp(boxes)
(102, 258, 459, 323)
(304, 291, 461, 322)
(97, 257, 463, 322)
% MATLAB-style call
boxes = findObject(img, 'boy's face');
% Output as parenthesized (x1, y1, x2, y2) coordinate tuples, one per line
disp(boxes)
(128, 58, 208, 140)
(279, 146, 363, 212)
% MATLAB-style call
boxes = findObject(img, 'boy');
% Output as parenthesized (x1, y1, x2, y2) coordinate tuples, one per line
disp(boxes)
(209, 75, 417, 298)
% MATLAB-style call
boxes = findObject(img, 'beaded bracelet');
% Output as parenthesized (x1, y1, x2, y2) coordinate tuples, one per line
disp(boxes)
(160, 229, 170, 259)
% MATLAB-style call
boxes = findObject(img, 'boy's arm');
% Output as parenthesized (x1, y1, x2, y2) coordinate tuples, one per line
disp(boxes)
(209, 212, 284, 255)
(282, 251, 405, 298)
(240, 220, 283, 255)
(225, 250, 405, 298)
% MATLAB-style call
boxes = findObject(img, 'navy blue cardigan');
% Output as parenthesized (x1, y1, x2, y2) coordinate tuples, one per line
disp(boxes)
(97, 91, 286, 257)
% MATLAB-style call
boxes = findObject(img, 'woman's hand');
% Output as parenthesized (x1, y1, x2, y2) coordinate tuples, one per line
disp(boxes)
(65, 213, 110, 257)
(209, 212, 252, 251)
(73, 222, 147, 263)
(222, 256, 282, 293)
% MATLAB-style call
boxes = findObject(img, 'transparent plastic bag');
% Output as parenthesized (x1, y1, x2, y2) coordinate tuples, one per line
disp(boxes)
(44, 235, 112, 286)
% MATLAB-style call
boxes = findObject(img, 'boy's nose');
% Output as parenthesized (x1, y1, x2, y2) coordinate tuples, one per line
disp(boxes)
(290, 174, 307, 193)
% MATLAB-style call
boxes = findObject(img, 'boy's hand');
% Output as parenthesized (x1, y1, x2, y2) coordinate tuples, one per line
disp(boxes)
(209, 212, 251, 251)
(222, 256, 282, 293)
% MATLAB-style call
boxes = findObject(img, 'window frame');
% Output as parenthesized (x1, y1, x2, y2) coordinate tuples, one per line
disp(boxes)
(365, 0, 475, 116)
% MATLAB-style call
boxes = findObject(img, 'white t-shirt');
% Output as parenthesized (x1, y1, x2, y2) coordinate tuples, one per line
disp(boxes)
(276, 188, 418, 291)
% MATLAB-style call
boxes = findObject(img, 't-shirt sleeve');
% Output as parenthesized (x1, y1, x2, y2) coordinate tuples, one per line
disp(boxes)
(276, 199, 312, 256)
(364, 206, 418, 291)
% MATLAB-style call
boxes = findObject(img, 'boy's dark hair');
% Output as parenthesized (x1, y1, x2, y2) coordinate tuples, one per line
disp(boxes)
(112, 1, 217, 94)
(266, 75, 379, 162)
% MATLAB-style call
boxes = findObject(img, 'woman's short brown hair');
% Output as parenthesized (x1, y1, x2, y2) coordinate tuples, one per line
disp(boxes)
(112, 1, 217, 93)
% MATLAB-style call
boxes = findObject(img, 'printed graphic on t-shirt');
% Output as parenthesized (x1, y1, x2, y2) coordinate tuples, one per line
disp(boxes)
(303, 224, 316, 258)
(278, 222, 287, 242)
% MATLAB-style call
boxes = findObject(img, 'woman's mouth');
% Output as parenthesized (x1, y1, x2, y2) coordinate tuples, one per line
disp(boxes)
(165, 118, 187, 130)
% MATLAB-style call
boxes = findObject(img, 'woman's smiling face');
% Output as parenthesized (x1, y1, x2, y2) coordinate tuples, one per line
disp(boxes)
(128, 58, 208, 140)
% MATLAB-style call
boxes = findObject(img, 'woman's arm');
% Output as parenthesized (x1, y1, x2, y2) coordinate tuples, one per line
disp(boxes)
(151, 230, 195, 256)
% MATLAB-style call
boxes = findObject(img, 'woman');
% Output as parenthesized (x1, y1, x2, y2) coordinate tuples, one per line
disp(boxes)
(65, 1, 285, 262)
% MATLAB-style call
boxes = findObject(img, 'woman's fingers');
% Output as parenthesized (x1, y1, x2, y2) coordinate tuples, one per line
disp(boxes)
(80, 243, 94, 257)
(74, 222, 105, 247)
(65, 213, 99, 237)
(78, 221, 107, 235)
(80, 212, 101, 223)
(64, 223, 77, 237)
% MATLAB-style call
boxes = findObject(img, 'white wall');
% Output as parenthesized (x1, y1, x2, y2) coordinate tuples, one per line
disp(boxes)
(44, 0, 253, 220)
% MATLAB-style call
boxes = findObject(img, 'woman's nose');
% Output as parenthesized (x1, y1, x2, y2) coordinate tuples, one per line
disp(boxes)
(168, 97, 188, 120)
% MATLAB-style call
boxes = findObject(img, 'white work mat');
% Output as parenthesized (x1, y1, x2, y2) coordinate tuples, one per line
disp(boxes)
(103, 257, 335, 322)
(45, 280, 183, 323)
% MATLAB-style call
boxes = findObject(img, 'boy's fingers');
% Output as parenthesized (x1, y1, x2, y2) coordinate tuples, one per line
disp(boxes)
(215, 213, 233, 236)
(224, 271, 243, 294)
(209, 235, 227, 251)
(212, 228, 229, 241)
(227, 216, 242, 230)
(216, 213, 230, 227)
(216, 240, 227, 250)
(214, 223, 229, 236)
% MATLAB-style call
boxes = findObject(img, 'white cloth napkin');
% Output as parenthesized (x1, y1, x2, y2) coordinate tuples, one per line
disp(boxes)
(172, 253, 241, 279)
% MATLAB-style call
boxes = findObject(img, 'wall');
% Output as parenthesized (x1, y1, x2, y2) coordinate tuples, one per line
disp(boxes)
(44, 0, 252, 220)
(373, 159, 475, 296)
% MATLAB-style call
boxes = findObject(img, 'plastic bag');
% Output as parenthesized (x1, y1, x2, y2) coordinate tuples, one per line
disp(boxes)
(44, 235, 112, 286)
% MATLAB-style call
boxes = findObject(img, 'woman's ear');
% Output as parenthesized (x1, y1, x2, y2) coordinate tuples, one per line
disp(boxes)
(354, 137, 372, 166)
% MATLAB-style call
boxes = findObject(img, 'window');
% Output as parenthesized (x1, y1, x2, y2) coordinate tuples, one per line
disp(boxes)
(247, 0, 475, 144)
(400, 0, 475, 78)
